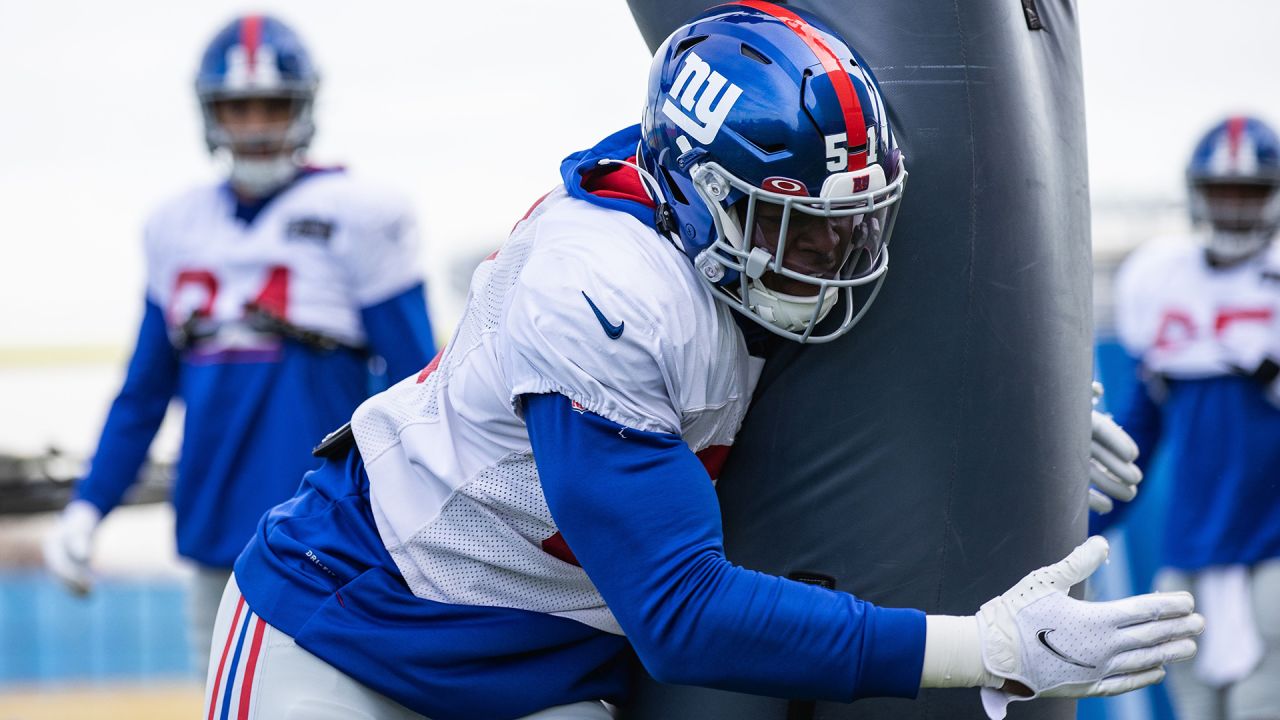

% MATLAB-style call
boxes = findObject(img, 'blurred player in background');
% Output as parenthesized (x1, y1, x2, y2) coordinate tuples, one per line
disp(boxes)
(201, 4, 1195, 719)
(1113, 116, 1280, 719)
(42, 14, 436, 676)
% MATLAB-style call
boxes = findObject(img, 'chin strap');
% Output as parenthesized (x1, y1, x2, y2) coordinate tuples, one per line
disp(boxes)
(745, 282, 837, 333)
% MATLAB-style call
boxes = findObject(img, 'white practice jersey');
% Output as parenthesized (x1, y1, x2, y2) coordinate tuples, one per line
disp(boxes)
(351, 187, 757, 634)
(144, 171, 424, 351)
(1115, 236, 1280, 377)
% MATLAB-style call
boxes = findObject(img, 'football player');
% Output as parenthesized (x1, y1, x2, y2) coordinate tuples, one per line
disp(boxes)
(42, 15, 436, 677)
(203, 4, 1195, 719)
(1113, 116, 1280, 719)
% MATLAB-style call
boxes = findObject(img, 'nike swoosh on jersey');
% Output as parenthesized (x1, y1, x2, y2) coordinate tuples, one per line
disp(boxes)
(1036, 628, 1097, 669)
(581, 291, 624, 340)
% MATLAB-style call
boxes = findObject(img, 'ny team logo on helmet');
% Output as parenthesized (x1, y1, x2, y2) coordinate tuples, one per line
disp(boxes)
(196, 15, 319, 195)
(640, 0, 905, 343)
(1186, 115, 1280, 261)
(662, 52, 743, 144)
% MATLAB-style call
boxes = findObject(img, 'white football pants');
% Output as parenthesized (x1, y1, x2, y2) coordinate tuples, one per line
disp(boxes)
(1156, 558, 1280, 720)
(204, 574, 615, 720)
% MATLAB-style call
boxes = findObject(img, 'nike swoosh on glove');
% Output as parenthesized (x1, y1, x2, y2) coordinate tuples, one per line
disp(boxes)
(1089, 382, 1142, 514)
(43, 498, 101, 596)
(977, 536, 1203, 719)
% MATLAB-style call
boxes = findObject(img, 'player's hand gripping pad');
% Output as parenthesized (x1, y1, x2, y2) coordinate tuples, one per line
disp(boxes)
(977, 537, 1203, 718)
(1088, 383, 1142, 514)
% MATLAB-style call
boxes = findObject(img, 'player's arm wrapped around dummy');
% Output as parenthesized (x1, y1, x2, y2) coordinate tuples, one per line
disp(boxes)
(524, 392, 927, 701)
(511, 274, 1199, 713)
(504, 237, 926, 700)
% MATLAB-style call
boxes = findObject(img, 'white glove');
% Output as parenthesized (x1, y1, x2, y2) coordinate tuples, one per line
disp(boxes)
(43, 499, 102, 595)
(919, 537, 1204, 716)
(976, 537, 1202, 718)
(1089, 382, 1142, 514)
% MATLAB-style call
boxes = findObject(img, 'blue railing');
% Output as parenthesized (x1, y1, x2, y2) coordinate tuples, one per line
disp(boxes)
(0, 572, 191, 685)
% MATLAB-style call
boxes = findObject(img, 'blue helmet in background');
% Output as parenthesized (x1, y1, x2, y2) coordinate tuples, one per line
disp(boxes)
(640, 0, 905, 343)
(1186, 115, 1280, 262)
(195, 15, 319, 195)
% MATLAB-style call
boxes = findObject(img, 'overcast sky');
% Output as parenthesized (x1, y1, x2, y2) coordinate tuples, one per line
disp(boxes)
(2, 0, 1279, 349)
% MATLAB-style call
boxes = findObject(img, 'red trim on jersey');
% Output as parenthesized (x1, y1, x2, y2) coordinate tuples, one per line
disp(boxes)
(540, 445, 733, 564)
(581, 156, 657, 208)
(241, 15, 263, 73)
(207, 596, 246, 720)
(542, 532, 581, 566)
(236, 617, 268, 720)
(735, 0, 869, 169)
(511, 191, 554, 233)
(696, 444, 732, 480)
(416, 347, 445, 383)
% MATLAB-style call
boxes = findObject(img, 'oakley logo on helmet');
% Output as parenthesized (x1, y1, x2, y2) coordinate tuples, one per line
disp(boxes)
(762, 177, 809, 196)
(662, 52, 743, 145)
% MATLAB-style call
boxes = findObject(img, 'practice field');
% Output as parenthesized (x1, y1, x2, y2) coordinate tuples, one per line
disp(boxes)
(0, 683, 202, 719)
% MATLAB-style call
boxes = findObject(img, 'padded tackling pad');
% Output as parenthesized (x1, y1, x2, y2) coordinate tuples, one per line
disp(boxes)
(621, 1, 1091, 719)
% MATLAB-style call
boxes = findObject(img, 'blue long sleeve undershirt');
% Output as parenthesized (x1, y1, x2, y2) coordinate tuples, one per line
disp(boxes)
(76, 298, 180, 515)
(361, 282, 436, 383)
(523, 392, 925, 702)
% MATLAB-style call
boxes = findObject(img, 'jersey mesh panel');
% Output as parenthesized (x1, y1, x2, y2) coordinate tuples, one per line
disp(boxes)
(389, 453, 619, 633)
(351, 206, 540, 462)
(348, 195, 623, 631)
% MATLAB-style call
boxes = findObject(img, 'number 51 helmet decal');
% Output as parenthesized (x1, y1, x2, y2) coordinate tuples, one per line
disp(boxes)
(640, 1, 906, 343)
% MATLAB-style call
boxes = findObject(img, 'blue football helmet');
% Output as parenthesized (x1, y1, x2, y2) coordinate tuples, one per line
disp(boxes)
(1186, 116, 1280, 262)
(639, 0, 905, 343)
(195, 15, 319, 196)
